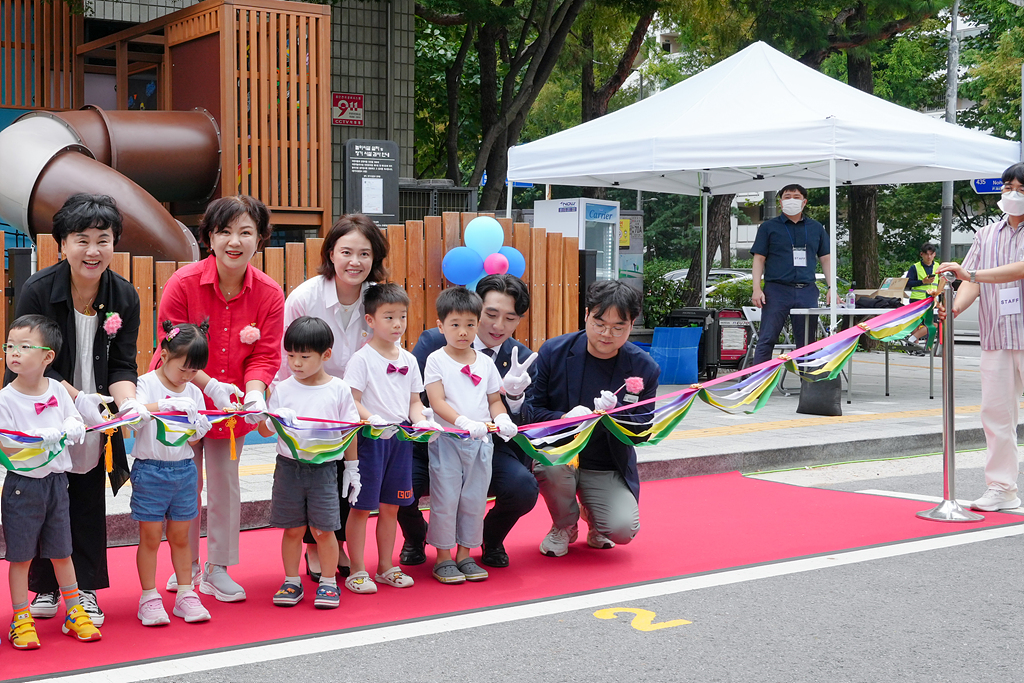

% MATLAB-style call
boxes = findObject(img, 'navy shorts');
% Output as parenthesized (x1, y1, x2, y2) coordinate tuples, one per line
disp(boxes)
(130, 458, 199, 522)
(352, 435, 414, 510)
(1, 471, 72, 563)
(270, 455, 341, 531)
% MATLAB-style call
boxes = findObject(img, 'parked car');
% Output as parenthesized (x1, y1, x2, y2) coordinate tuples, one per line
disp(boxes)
(705, 272, 850, 298)
(662, 268, 750, 292)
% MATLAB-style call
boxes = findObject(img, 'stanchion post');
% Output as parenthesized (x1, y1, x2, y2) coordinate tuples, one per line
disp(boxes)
(917, 274, 984, 522)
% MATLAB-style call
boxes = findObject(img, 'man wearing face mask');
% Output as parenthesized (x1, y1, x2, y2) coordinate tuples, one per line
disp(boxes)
(935, 163, 1024, 512)
(750, 184, 832, 365)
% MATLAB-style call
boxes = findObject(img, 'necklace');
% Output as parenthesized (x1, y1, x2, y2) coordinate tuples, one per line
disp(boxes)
(70, 280, 96, 315)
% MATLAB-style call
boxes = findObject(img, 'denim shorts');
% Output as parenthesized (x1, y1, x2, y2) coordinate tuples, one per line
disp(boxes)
(352, 436, 414, 510)
(129, 458, 199, 523)
(1, 471, 72, 562)
(270, 455, 341, 531)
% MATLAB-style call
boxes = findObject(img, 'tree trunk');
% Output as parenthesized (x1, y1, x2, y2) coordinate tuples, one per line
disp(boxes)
(683, 194, 735, 306)
(846, 45, 880, 290)
(445, 24, 475, 184)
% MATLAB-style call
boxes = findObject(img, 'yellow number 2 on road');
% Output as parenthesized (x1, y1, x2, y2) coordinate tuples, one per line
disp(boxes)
(593, 607, 691, 631)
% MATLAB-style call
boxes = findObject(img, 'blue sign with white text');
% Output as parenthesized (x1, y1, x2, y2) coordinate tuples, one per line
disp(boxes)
(585, 203, 617, 221)
(973, 178, 1004, 194)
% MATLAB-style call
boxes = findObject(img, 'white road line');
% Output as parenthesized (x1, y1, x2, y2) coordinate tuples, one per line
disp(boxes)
(34, 523, 1024, 683)
(857, 489, 1024, 514)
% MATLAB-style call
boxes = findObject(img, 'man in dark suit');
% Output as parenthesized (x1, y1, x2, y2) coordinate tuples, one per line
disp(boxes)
(399, 274, 539, 568)
(525, 280, 659, 557)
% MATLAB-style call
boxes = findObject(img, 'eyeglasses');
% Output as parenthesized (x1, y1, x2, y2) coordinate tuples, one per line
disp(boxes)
(587, 317, 630, 338)
(2, 343, 51, 354)
(1003, 186, 1024, 194)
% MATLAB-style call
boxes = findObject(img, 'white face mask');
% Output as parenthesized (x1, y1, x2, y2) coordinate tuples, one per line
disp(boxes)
(780, 198, 804, 217)
(998, 190, 1024, 216)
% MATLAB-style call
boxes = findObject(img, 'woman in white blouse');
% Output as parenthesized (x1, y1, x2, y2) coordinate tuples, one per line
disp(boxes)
(276, 214, 390, 580)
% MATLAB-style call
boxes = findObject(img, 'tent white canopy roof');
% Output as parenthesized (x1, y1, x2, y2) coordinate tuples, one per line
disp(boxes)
(507, 41, 1020, 194)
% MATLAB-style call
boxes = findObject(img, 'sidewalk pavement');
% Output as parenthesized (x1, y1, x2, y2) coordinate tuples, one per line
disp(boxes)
(2, 341, 1017, 550)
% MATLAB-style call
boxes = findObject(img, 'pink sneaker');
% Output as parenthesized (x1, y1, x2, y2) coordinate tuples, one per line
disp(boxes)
(138, 597, 170, 627)
(172, 590, 211, 623)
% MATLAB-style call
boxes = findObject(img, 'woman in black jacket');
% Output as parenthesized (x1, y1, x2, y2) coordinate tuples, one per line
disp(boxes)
(8, 194, 148, 627)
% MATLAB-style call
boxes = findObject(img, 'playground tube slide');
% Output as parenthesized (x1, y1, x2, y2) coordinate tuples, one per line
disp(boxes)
(0, 106, 222, 262)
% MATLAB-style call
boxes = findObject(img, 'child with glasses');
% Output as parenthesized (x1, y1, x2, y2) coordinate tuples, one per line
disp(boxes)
(0, 315, 94, 649)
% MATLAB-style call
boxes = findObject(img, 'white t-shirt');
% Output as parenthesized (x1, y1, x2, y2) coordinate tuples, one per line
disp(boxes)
(274, 277, 373, 385)
(69, 309, 103, 474)
(268, 376, 360, 462)
(0, 378, 77, 478)
(423, 348, 501, 429)
(132, 371, 206, 462)
(344, 344, 424, 423)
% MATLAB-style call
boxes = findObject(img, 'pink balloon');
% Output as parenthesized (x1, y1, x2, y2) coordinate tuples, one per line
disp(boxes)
(484, 253, 509, 275)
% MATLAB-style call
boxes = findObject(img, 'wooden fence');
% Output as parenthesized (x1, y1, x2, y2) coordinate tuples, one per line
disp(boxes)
(2, 212, 579, 374)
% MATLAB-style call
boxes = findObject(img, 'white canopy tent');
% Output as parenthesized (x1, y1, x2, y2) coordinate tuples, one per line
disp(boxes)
(506, 41, 1021, 328)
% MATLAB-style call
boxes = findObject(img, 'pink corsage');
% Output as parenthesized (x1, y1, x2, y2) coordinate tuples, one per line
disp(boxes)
(103, 312, 122, 337)
(239, 323, 261, 345)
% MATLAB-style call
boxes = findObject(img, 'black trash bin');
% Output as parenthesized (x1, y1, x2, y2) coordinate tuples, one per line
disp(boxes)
(665, 308, 720, 380)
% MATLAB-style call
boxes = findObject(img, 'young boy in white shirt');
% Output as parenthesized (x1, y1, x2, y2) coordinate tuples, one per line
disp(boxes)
(1, 315, 93, 649)
(423, 287, 518, 584)
(258, 316, 361, 610)
(343, 284, 441, 593)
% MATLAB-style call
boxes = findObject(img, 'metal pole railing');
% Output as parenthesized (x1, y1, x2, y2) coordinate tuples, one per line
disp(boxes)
(917, 272, 984, 522)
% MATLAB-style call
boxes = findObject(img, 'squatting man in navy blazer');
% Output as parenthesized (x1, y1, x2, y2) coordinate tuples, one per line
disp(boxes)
(400, 274, 540, 568)
(524, 280, 660, 557)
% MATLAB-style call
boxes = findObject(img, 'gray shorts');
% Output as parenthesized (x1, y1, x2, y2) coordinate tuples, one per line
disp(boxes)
(270, 455, 341, 531)
(1, 471, 72, 563)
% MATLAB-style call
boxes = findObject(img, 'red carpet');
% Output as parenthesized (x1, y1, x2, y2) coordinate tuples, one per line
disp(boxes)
(2, 472, 1020, 681)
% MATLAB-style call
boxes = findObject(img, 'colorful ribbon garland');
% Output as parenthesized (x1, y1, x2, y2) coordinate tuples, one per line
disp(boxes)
(0, 298, 936, 473)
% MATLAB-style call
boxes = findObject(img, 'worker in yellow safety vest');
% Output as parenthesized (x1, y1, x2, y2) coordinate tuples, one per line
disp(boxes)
(904, 242, 938, 353)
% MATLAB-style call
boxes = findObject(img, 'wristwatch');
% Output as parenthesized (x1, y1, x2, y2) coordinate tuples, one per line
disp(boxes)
(969, 269, 977, 283)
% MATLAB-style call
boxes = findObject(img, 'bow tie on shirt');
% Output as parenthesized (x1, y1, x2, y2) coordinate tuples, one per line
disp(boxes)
(387, 363, 409, 375)
(34, 395, 58, 415)
(462, 365, 482, 386)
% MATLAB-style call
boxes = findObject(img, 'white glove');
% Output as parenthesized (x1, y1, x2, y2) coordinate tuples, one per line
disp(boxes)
(32, 427, 63, 452)
(341, 459, 362, 505)
(192, 414, 212, 441)
(74, 393, 113, 426)
(158, 396, 200, 423)
(593, 390, 618, 412)
(502, 347, 537, 397)
(366, 414, 396, 439)
(204, 379, 243, 409)
(564, 405, 593, 419)
(413, 419, 445, 443)
(493, 413, 518, 441)
(454, 415, 488, 440)
(61, 417, 86, 445)
(243, 390, 268, 424)
(273, 406, 298, 427)
(119, 398, 152, 430)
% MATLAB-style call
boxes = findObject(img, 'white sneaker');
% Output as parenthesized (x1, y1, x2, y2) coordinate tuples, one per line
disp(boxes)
(29, 591, 60, 619)
(199, 563, 246, 602)
(79, 589, 105, 628)
(173, 590, 212, 623)
(166, 561, 202, 592)
(587, 528, 616, 549)
(970, 487, 1022, 511)
(539, 524, 579, 557)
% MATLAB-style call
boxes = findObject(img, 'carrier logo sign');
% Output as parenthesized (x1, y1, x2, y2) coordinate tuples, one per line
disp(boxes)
(332, 93, 364, 126)
(586, 204, 616, 221)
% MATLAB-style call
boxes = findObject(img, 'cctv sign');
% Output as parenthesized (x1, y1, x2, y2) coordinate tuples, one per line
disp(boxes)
(332, 93, 364, 126)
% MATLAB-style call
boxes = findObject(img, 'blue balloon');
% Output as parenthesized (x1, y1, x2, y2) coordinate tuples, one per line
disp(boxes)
(466, 274, 484, 292)
(464, 216, 505, 258)
(442, 247, 485, 285)
(499, 246, 526, 278)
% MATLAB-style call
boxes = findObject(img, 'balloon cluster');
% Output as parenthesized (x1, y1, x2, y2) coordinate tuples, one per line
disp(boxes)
(441, 216, 527, 289)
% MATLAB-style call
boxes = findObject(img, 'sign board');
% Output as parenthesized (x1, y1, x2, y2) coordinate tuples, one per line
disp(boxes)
(973, 178, 1004, 194)
(619, 219, 630, 248)
(344, 140, 399, 227)
(332, 93, 364, 127)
